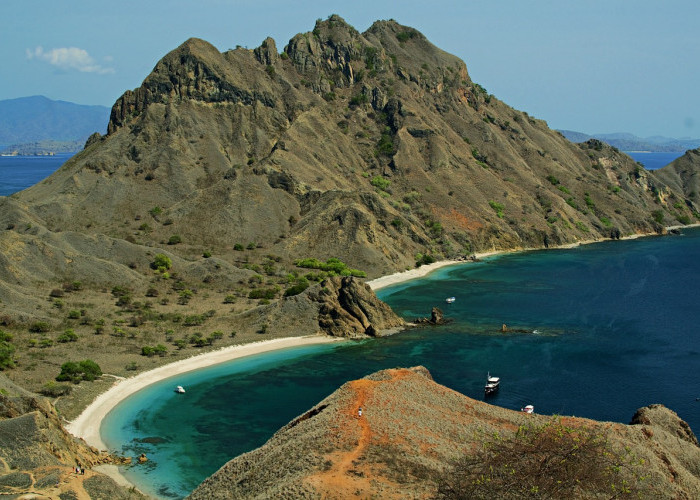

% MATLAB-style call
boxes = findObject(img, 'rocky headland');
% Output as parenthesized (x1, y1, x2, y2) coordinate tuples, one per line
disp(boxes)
(189, 367, 700, 499)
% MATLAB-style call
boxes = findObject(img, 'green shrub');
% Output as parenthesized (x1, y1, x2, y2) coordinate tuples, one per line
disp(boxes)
(151, 254, 172, 272)
(349, 93, 368, 106)
(223, 294, 236, 304)
(676, 214, 691, 224)
(68, 310, 81, 320)
(375, 131, 395, 157)
(370, 175, 391, 191)
(248, 287, 280, 300)
(546, 175, 560, 185)
(599, 217, 612, 228)
(489, 200, 505, 218)
(183, 314, 206, 326)
(40, 381, 72, 397)
(168, 235, 182, 245)
(178, 289, 194, 305)
(0, 340, 15, 370)
(396, 30, 416, 43)
(56, 359, 102, 383)
(285, 278, 310, 297)
(651, 210, 664, 224)
(57, 330, 78, 343)
(29, 321, 51, 333)
(415, 253, 436, 267)
(294, 257, 366, 278)
(233, 243, 244, 251)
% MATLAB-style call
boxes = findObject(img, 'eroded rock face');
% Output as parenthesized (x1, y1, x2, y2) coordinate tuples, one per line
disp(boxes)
(631, 404, 699, 446)
(0, 380, 146, 498)
(308, 276, 404, 338)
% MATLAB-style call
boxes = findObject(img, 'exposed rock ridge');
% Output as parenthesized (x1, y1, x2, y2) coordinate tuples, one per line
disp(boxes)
(109, 38, 279, 134)
(309, 276, 404, 338)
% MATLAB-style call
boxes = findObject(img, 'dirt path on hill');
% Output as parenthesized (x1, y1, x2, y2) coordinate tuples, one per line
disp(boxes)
(306, 379, 376, 498)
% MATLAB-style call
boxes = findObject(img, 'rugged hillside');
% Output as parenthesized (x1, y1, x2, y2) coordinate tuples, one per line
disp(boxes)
(7, 16, 697, 283)
(0, 374, 146, 499)
(655, 148, 700, 213)
(188, 367, 700, 499)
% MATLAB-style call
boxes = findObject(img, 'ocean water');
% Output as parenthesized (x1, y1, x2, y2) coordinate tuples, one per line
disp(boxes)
(102, 228, 700, 499)
(0, 154, 71, 196)
(626, 151, 684, 170)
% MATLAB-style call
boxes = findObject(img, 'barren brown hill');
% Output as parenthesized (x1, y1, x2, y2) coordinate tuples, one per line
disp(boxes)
(2, 15, 698, 323)
(655, 148, 700, 214)
(188, 367, 700, 499)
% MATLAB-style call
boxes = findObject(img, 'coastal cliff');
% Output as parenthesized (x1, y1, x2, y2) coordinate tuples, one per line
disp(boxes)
(189, 367, 700, 499)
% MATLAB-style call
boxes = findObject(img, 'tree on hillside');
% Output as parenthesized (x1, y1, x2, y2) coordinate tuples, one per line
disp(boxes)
(56, 359, 102, 383)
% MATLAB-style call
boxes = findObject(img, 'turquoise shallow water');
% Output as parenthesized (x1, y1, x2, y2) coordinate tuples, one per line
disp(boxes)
(102, 228, 700, 499)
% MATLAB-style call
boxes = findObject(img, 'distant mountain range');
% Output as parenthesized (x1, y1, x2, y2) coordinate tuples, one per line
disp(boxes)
(0, 96, 110, 154)
(558, 130, 700, 152)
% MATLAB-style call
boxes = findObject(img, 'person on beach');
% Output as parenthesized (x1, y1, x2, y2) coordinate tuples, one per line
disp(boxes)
(358, 407, 362, 417)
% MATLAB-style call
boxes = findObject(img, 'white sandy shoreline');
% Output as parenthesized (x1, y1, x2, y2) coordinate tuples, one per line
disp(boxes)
(367, 224, 700, 291)
(67, 335, 341, 451)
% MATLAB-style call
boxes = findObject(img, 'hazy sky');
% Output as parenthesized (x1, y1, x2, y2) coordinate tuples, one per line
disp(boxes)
(2, 0, 698, 138)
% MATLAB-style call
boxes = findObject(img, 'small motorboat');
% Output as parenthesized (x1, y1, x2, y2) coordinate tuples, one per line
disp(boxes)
(445, 296, 456, 304)
(175, 385, 186, 394)
(484, 372, 500, 396)
(521, 404, 534, 414)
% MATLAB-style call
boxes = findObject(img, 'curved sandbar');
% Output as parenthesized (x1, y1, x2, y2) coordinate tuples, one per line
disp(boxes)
(66, 335, 342, 450)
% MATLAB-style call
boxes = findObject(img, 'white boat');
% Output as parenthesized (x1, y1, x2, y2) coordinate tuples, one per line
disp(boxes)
(175, 385, 186, 393)
(521, 404, 534, 414)
(445, 296, 456, 304)
(484, 373, 500, 395)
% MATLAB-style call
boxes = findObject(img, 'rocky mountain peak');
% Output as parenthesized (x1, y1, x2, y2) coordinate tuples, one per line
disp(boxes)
(254, 36, 279, 66)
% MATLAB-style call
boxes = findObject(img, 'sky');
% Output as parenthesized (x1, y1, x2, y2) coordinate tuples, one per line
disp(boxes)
(1, 0, 699, 138)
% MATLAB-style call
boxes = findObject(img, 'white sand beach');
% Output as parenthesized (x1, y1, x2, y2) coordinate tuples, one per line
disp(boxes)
(367, 249, 509, 291)
(66, 335, 342, 451)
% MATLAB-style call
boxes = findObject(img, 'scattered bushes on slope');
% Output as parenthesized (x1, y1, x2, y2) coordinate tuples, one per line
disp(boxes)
(436, 417, 644, 499)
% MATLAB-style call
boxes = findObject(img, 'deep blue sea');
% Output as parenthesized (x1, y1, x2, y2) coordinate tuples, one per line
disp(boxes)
(626, 151, 684, 170)
(0, 153, 71, 196)
(101, 229, 700, 499)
